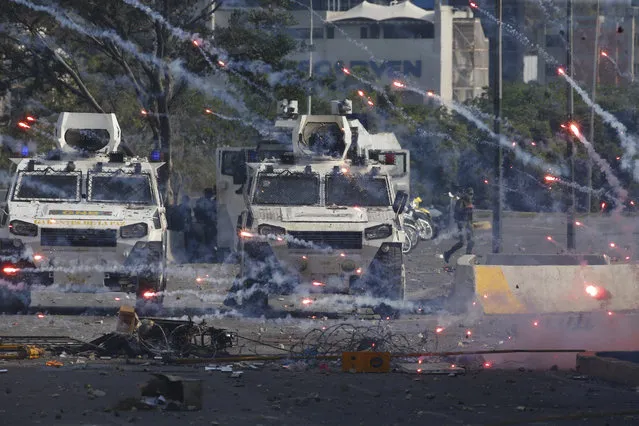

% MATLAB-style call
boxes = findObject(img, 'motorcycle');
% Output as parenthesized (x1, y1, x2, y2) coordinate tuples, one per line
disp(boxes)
(407, 197, 439, 241)
(402, 218, 419, 254)
(401, 196, 441, 254)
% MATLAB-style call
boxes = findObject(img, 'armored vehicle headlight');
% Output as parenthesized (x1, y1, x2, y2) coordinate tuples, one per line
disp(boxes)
(120, 222, 148, 239)
(364, 224, 392, 240)
(9, 220, 38, 237)
(341, 259, 356, 272)
(258, 224, 286, 236)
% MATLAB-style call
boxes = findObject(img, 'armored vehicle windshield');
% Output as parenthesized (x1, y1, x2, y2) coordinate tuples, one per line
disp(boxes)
(325, 174, 390, 207)
(88, 173, 154, 204)
(253, 171, 320, 206)
(13, 171, 81, 202)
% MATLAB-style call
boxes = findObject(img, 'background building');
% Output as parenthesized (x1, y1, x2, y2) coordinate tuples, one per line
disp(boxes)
(214, 0, 489, 103)
(477, 0, 639, 87)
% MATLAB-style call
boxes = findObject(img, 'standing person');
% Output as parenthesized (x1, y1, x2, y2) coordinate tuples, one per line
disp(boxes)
(176, 195, 193, 261)
(444, 187, 475, 263)
(194, 187, 217, 261)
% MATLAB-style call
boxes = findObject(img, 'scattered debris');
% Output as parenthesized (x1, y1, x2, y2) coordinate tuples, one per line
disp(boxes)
(116, 306, 139, 334)
(88, 389, 107, 399)
(0, 344, 44, 360)
(45, 360, 63, 368)
(205, 365, 233, 372)
(399, 362, 465, 375)
(138, 374, 203, 411)
(10, 307, 239, 360)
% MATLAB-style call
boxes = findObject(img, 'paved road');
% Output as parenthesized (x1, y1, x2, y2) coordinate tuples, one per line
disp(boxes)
(3, 362, 639, 426)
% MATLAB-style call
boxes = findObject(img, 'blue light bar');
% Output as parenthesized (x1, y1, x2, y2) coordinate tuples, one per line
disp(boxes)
(21, 146, 29, 157)
(150, 149, 161, 162)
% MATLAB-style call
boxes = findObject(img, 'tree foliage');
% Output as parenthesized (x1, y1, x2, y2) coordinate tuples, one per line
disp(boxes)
(0, 0, 299, 201)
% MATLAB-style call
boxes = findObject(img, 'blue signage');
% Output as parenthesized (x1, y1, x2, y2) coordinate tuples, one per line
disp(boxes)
(297, 60, 422, 79)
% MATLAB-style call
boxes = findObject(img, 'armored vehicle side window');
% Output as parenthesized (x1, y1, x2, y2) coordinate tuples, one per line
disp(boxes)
(88, 173, 153, 204)
(325, 174, 390, 207)
(253, 172, 320, 206)
(13, 172, 81, 202)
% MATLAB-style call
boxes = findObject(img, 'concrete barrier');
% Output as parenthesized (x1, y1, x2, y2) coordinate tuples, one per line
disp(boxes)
(483, 254, 610, 266)
(451, 254, 639, 314)
(577, 351, 639, 386)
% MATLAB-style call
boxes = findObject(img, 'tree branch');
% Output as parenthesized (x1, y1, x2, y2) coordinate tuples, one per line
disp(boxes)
(28, 29, 105, 113)
(185, 0, 223, 28)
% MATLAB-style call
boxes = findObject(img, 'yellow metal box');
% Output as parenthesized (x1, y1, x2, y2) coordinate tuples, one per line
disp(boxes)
(341, 351, 391, 373)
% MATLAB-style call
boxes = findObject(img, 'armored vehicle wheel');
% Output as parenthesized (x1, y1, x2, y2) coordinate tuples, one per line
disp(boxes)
(364, 243, 405, 300)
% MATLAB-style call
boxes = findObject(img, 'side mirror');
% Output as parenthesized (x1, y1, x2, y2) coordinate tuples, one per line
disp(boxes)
(393, 190, 408, 215)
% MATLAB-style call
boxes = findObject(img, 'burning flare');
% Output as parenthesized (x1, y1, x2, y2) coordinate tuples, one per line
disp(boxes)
(585, 285, 600, 298)
(569, 123, 581, 138)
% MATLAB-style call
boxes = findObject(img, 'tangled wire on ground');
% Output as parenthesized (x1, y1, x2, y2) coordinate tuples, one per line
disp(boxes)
(287, 322, 415, 356)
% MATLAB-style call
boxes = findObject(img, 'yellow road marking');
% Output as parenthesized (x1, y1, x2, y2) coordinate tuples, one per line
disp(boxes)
(475, 266, 526, 314)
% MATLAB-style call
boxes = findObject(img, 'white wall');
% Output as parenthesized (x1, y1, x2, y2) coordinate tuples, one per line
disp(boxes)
(214, 7, 456, 102)
(436, 5, 453, 101)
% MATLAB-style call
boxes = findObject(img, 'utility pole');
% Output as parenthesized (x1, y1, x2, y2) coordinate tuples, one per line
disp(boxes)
(307, 0, 314, 115)
(566, 0, 576, 250)
(587, 2, 601, 214)
(491, 0, 503, 253)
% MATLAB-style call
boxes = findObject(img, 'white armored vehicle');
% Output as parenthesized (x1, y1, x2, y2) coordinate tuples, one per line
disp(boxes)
(0, 112, 167, 310)
(217, 100, 410, 308)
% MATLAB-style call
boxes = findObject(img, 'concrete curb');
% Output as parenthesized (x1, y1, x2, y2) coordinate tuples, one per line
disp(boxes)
(576, 351, 639, 386)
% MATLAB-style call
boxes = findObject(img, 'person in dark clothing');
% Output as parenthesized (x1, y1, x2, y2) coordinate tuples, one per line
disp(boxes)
(444, 187, 475, 263)
(194, 188, 217, 261)
(175, 195, 193, 260)
(174, 195, 193, 231)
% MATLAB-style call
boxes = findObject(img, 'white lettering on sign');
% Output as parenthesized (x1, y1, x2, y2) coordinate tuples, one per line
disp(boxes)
(34, 219, 125, 226)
